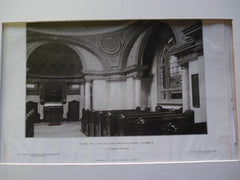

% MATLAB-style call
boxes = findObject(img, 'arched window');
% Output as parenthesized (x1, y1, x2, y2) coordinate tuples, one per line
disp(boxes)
(158, 41, 182, 104)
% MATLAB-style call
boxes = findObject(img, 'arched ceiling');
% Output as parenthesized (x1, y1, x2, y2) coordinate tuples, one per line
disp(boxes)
(142, 22, 176, 77)
(27, 21, 134, 36)
(27, 43, 82, 77)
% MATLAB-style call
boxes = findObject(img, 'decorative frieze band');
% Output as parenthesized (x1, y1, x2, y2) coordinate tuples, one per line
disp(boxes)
(28, 65, 148, 82)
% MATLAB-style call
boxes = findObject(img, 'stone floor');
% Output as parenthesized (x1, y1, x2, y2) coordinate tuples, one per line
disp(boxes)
(34, 122, 86, 138)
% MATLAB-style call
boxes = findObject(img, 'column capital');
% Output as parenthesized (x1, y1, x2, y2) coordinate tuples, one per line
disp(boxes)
(84, 76, 93, 83)
(177, 52, 199, 67)
(133, 72, 143, 80)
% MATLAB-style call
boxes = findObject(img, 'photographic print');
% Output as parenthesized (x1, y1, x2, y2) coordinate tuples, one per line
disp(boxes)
(26, 20, 207, 138)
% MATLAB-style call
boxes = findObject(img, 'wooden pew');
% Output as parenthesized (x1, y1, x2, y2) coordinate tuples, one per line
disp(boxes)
(118, 111, 194, 136)
(80, 108, 193, 137)
(90, 111, 98, 136)
(25, 109, 35, 137)
(85, 110, 91, 136)
(81, 110, 98, 136)
(98, 109, 141, 136)
(81, 109, 139, 137)
(80, 109, 86, 133)
(114, 111, 182, 136)
(26, 101, 40, 123)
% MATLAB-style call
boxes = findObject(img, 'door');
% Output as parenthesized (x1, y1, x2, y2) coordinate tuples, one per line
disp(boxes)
(67, 101, 79, 121)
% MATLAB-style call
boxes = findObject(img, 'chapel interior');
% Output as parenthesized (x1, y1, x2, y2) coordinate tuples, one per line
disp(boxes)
(25, 20, 207, 138)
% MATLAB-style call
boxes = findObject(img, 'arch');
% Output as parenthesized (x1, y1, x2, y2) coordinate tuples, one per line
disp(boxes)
(138, 22, 183, 105)
(27, 35, 110, 70)
(141, 22, 176, 77)
(121, 21, 177, 69)
(27, 41, 48, 60)
(66, 44, 88, 71)
(168, 26, 181, 45)
(27, 42, 83, 77)
(119, 24, 147, 69)
(27, 41, 87, 70)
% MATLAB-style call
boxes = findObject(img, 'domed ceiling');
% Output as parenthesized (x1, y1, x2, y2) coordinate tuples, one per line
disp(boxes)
(27, 43, 82, 77)
(27, 21, 134, 36)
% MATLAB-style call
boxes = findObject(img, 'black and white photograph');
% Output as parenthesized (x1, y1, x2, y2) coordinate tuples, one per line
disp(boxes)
(25, 20, 207, 138)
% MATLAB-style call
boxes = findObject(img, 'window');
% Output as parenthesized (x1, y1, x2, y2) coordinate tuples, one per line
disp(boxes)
(26, 83, 39, 95)
(159, 44, 182, 103)
(26, 83, 37, 89)
(67, 83, 80, 95)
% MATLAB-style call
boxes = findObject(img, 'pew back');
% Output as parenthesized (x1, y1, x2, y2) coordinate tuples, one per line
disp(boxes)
(26, 109, 35, 137)
(80, 108, 194, 137)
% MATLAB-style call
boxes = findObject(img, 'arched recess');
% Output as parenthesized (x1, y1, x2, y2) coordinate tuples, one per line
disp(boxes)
(121, 21, 179, 69)
(141, 22, 176, 77)
(27, 36, 110, 70)
(27, 41, 48, 60)
(27, 42, 83, 77)
(140, 22, 184, 107)
(27, 42, 89, 121)
(27, 42, 89, 72)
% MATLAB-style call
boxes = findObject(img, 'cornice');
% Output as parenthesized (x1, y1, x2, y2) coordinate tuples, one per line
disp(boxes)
(27, 73, 84, 80)
(83, 65, 147, 76)
(170, 23, 203, 66)
(27, 65, 148, 82)
(182, 22, 202, 38)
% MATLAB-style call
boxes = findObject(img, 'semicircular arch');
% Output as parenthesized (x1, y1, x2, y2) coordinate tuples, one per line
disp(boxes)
(140, 22, 177, 68)
(27, 42, 83, 77)
(27, 36, 110, 70)
(120, 21, 178, 69)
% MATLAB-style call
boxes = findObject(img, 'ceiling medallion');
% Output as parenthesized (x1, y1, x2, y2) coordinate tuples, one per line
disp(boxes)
(99, 36, 121, 55)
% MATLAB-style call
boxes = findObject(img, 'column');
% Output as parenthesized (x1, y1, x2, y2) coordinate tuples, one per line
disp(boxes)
(181, 65, 190, 111)
(106, 81, 111, 110)
(63, 103, 68, 119)
(126, 77, 134, 109)
(135, 78, 141, 108)
(85, 81, 91, 110)
(39, 103, 44, 120)
(80, 83, 85, 118)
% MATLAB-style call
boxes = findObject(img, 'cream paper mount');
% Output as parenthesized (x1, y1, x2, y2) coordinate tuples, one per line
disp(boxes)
(0, 19, 237, 163)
